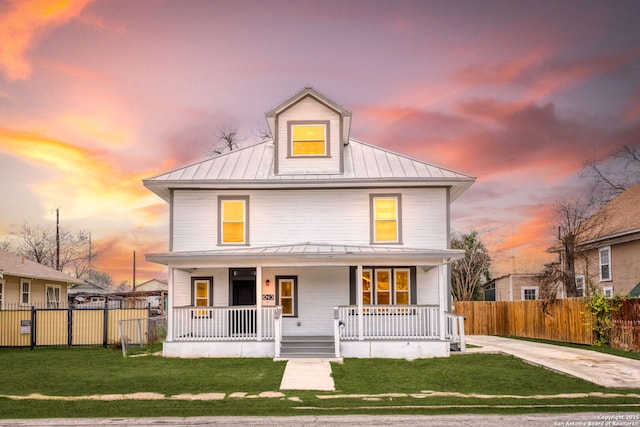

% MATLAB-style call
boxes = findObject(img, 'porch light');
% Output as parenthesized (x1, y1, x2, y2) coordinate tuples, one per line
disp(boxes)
(265, 279, 270, 287)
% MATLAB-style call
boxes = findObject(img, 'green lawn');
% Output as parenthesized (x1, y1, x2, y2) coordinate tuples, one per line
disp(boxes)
(0, 347, 638, 418)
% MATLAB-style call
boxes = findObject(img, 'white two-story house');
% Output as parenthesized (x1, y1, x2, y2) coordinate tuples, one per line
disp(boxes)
(144, 86, 475, 359)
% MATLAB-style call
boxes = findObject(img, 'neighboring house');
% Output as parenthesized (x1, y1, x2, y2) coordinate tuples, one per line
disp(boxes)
(68, 280, 111, 306)
(483, 274, 541, 301)
(135, 279, 168, 292)
(143, 86, 475, 358)
(575, 183, 640, 297)
(0, 250, 84, 309)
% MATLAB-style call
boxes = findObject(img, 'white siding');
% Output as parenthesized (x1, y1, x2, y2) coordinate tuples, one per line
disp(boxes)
(173, 190, 216, 251)
(171, 268, 229, 307)
(273, 267, 349, 336)
(171, 187, 447, 250)
(276, 97, 341, 175)
(417, 267, 439, 305)
(172, 269, 191, 307)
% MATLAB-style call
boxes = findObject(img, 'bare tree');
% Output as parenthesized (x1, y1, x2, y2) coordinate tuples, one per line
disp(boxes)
(583, 145, 640, 202)
(208, 120, 245, 156)
(552, 194, 608, 298)
(450, 230, 492, 301)
(10, 221, 96, 278)
(253, 124, 272, 142)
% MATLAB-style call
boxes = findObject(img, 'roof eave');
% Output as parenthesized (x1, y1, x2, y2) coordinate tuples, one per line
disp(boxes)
(146, 248, 465, 266)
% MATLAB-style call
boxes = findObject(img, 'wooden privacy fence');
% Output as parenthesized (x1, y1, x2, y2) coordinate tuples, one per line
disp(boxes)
(611, 300, 640, 351)
(452, 299, 595, 345)
(0, 306, 149, 348)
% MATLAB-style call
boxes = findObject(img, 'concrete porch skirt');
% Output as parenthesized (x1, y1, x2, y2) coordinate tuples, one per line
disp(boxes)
(163, 340, 450, 359)
(163, 341, 275, 358)
(341, 340, 450, 359)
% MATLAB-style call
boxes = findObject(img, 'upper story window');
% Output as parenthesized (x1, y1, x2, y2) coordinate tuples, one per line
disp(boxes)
(289, 121, 329, 157)
(218, 196, 249, 245)
(370, 194, 402, 244)
(599, 246, 611, 282)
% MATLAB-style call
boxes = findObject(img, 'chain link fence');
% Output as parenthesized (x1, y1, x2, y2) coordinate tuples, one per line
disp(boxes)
(118, 316, 167, 357)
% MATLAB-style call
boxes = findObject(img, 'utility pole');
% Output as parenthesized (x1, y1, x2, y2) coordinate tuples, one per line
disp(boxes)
(132, 250, 136, 291)
(56, 208, 60, 271)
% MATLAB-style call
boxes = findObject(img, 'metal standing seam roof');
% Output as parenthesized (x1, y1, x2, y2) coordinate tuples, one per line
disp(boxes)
(145, 242, 465, 265)
(0, 250, 84, 285)
(143, 139, 475, 201)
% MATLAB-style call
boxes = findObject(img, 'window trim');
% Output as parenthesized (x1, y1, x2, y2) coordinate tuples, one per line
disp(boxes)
(599, 246, 612, 282)
(521, 286, 539, 300)
(354, 267, 414, 305)
(287, 120, 330, 158)
(20, 279, 31, 306)
(45, 284, 62, 309)
(191, 276, 214, 317)
(603, 285, 614, 298)
(575, 274, 585, 297)
(276, 276, 298, 317)
(370, 193, 402, 244)
(218, 196, 249, 246)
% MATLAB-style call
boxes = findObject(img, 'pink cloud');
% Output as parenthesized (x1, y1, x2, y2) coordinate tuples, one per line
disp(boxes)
(455, 48, 640, 100)
(626, 89, 640, 122)
(0, 0, 93, 81)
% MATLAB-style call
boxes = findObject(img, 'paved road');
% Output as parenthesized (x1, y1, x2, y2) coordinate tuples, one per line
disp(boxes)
(2, 413, 640, 426)
(465, 335, 640, 388)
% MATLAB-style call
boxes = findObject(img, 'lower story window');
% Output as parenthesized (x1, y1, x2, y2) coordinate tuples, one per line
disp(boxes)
(192, 277, 213, 317)
(21, 280, 30, 305)
(276, 276, 298, 317)
(358, 267, 413, 305)
(522, 286, 538, 300)
(603, 285, 614, 298)
(46, 285, 61, 308)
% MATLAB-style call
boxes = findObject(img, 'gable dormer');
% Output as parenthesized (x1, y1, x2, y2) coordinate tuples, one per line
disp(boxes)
(265, 86, 352, 175)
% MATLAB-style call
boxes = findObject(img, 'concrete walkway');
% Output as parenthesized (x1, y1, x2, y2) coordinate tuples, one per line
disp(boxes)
(466, 335, 640, 389)
(279, 359, 336, 391)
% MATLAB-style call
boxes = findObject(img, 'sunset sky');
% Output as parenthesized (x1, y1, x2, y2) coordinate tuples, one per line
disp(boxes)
(1, 0, 639, 286)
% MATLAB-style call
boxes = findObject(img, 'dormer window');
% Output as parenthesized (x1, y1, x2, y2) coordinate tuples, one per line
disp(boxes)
(289, 121, 329, 157)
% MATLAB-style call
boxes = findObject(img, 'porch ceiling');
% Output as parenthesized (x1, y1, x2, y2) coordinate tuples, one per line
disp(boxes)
(146, 242, 464, 267)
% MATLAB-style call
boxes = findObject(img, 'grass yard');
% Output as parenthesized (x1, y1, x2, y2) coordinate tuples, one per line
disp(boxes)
(0, 347, 639, 419)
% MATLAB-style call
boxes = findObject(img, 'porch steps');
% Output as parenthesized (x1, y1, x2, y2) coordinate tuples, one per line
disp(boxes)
(279, 336, 335, 358)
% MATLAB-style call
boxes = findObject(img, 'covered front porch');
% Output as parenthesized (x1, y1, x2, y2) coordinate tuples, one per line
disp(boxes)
(165, 303, 465, 358)
(149, 243, 466, 359)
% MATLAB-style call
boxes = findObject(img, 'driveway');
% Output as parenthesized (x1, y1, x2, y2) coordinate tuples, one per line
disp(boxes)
(465, 335, 640, 389)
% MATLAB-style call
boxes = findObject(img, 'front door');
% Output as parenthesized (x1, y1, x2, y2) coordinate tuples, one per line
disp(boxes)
(232, 280, 256, 306)
(230, 269, 256, 334)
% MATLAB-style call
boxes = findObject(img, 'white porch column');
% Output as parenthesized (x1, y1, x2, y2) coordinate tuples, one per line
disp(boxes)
(166, 267, 174, 342)
(256, 265, 262, 342)
(438, 263, 447, 340)
(357, 264, 363, 341)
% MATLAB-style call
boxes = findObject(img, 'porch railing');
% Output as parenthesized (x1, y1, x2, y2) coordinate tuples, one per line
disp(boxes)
(172, 306, 280, 342)
(445, 311, 466, 351)
(335, 305, 441, 340)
